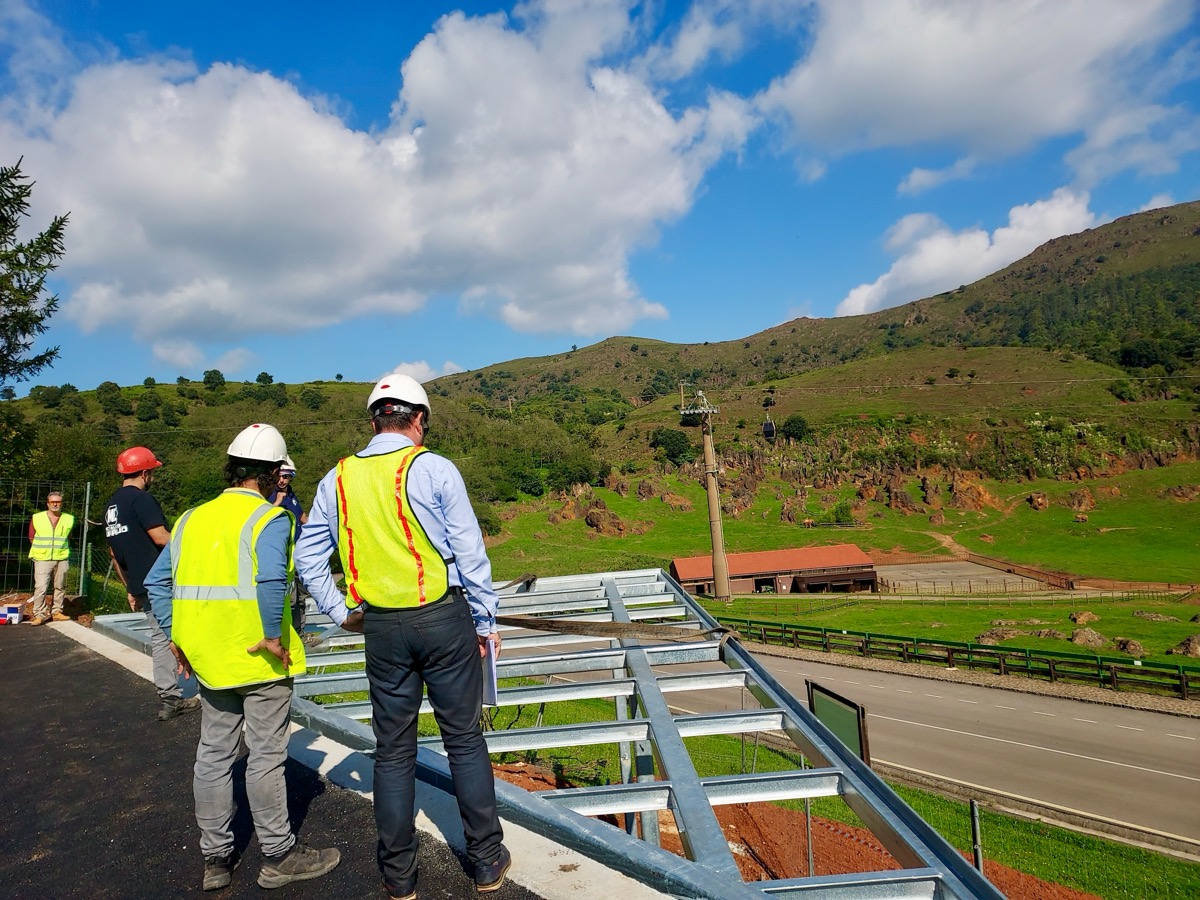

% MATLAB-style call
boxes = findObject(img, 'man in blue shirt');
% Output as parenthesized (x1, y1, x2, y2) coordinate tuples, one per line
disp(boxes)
(269, 457, 315, 644)
(296, 374, 509, 899)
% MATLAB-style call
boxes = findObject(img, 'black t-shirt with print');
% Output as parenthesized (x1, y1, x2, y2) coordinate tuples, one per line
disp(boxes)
(104, 486, 167, 599)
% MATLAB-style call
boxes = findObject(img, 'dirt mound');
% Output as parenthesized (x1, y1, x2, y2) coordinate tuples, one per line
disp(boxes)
(1070, 627, 1107, 649)
(1069, 611, 1098, 625)
(947, 472, 997, 511)
(660, 493, 693, 512)
(1028, 491, 1049, 510)
(1033, 629, 1066, 639)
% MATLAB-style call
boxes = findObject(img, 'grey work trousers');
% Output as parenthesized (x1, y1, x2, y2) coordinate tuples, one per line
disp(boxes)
(31, 559, 68, 618)
(193, 679, 296, 860)
(144, 608, 183, 702)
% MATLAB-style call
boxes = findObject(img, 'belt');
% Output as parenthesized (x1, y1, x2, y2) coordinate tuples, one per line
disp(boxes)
(363, 585, 465, 614)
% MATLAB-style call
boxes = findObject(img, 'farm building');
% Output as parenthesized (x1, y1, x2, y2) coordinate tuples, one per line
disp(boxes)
(670, 544, 877, 596)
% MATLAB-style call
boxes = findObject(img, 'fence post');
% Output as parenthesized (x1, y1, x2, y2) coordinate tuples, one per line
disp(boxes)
(1181, 670, 1190, 702)
(1047, 660, 1056, 684)
(1110, 665, 1119, 692)
(947, 648, 956, 670)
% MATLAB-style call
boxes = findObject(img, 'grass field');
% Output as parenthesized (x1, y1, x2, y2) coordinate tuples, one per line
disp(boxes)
(486, 461, 1200, 585)
(701, 595, 1200, 665)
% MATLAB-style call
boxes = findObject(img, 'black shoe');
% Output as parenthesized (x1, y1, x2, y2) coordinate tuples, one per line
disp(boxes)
(475, 846, 511, 894)
(159, 696, 201, 721)
(203, 852, 239, 891)
(257, 842, 340, 889)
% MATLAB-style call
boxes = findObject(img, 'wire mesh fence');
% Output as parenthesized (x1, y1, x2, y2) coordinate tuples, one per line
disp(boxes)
(0, 479, 94, 598)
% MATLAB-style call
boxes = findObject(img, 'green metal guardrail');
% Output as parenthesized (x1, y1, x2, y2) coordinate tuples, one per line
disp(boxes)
(717, 615, 1200, 701)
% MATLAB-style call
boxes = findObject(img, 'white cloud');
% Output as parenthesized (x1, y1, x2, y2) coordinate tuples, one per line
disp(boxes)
(152, 339, 205, 370)
(835, 189, 1097, 317)
(384, 360, 465, 383)
(0, 0, 752, 355)
(1139, 192, 1176, 212)
(898, 157, 977, 196)
(759, 0, 1199, 182)
(212, 347, 256, 374)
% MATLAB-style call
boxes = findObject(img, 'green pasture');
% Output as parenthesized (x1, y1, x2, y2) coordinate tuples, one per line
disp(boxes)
(487, 461, 1200, 586)
(703, 595, 1200, 666)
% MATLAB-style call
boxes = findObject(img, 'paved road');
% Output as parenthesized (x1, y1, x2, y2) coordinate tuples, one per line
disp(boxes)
(664, 654, 1200, 840)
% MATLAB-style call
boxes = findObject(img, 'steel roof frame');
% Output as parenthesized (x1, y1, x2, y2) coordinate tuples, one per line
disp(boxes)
(95, 568, 1002, 899)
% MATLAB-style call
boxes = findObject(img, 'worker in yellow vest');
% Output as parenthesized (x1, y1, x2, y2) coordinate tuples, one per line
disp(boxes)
(297, 373, 509, 899)
(27, 491, 74, 625)
(144, 424, 340, 893)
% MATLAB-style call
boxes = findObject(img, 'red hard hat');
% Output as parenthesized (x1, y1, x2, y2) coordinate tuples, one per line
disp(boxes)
(116, 446, 163, 475)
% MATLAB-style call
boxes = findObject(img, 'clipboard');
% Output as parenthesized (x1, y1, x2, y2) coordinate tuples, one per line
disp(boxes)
(482, 637, 499, 707)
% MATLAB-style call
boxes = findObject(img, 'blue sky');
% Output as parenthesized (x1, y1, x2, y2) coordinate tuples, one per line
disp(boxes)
(3, 0, 1199, 392)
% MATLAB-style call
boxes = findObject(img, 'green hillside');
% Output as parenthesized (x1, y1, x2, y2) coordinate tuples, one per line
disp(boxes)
(4, 201, 1200, 587)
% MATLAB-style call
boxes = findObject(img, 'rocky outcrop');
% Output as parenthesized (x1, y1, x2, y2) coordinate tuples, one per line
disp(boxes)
(947, 472, 994, 511)
(583, 499, 626, 536)
(928, 511, 945, 525)
(636, 479, 657, 501)
(1113, 638, 1145, 657)
(1069, 611, 1099, 625)
(1162, 484, 1200, 501)
(661, 493, 693, 512)
(1133, 610, 1179, 622)
(976, 627, 1027, 645)
(1168, 635, 1200, 657)
(604, 474, 630, 497)
(1028, 491, 1049, 511)
(1032, 629, 1066, 640)
(1067, 488, 1096, 512)
(548, 497, 588, 524)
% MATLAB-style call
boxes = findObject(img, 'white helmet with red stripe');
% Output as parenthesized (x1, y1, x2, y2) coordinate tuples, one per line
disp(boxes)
(367, 373, 430, 417)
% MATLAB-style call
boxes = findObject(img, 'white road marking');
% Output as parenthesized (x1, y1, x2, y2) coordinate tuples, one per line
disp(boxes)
(995, 705, 1017, 710)
(869, 714, 1200, 783)
(1116, 725, 1144, 732)
(844, 680, 860, 685)
(924, 694, 943, 699)
(870, 685, 887, 690)
(1167, 734, 1196, 741)
(896, 689, 912, 694)
(956, 699, 978, 704)
(1033, 711, 1055, 717)
(1073, 718, 1098, 724)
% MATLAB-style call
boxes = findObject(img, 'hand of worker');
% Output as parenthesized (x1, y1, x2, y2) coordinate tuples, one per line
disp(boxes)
(478, 631, 501, 659)
(341, 608, 365, 633)
(247, 636, 292, 670)
(126, 592, 140, 611)
(168, 641, 193, 679)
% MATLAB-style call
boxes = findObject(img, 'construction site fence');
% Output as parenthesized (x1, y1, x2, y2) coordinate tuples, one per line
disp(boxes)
(716, 616, 1200, 701)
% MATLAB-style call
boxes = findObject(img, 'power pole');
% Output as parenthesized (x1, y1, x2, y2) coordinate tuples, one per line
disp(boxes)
(681, 390, 730, 602)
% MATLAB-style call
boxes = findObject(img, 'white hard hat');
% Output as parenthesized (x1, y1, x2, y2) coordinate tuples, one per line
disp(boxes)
(227, 423, 288, 463)
(282, 456, 297, 475)
(367, 373, 430, 416)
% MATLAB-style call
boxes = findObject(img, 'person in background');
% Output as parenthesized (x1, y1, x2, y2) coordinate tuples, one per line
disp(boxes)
(296, 374, 508, 900)
(27, 491, 74, 626)
(144, 423, 340, 893)
(269, 457, 316, 645)
(105, 446, 199, 721)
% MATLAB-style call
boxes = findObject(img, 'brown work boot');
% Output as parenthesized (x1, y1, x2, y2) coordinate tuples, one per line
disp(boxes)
(202, 852, 239, 891)
(51, 612, 70, 622)
(29, 615, 50, 626)
(256, 842, 340, 889)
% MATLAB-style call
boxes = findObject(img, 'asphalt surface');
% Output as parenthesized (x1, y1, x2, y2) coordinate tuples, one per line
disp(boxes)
(0, 624, 541, 900)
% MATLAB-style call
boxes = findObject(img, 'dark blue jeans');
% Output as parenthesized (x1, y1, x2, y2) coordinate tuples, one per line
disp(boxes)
(364, 594, 503, 893)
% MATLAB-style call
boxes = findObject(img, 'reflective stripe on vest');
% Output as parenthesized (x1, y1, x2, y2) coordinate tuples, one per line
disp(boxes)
(170, 489, 305, 689)
(336, 446, 451, 609)
(29, 511, 74, 561)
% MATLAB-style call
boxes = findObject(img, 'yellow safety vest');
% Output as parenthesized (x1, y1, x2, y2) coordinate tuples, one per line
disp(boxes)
(336, 447, 451, 609)
(29, 511, 74, 561)
(169, 488, 306, 689)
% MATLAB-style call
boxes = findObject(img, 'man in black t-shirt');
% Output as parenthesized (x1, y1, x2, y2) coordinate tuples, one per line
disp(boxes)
(105, 446, 199, 722)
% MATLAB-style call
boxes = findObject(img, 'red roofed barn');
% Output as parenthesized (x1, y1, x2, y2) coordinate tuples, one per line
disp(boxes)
(670, 544, 876, 596)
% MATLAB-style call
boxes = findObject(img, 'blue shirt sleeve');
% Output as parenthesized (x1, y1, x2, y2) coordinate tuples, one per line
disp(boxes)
(144, 538, 175, 639)
(255, 513, 292, 640)
(294, 467, 349, 625)
(408, 453, 500, 637)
